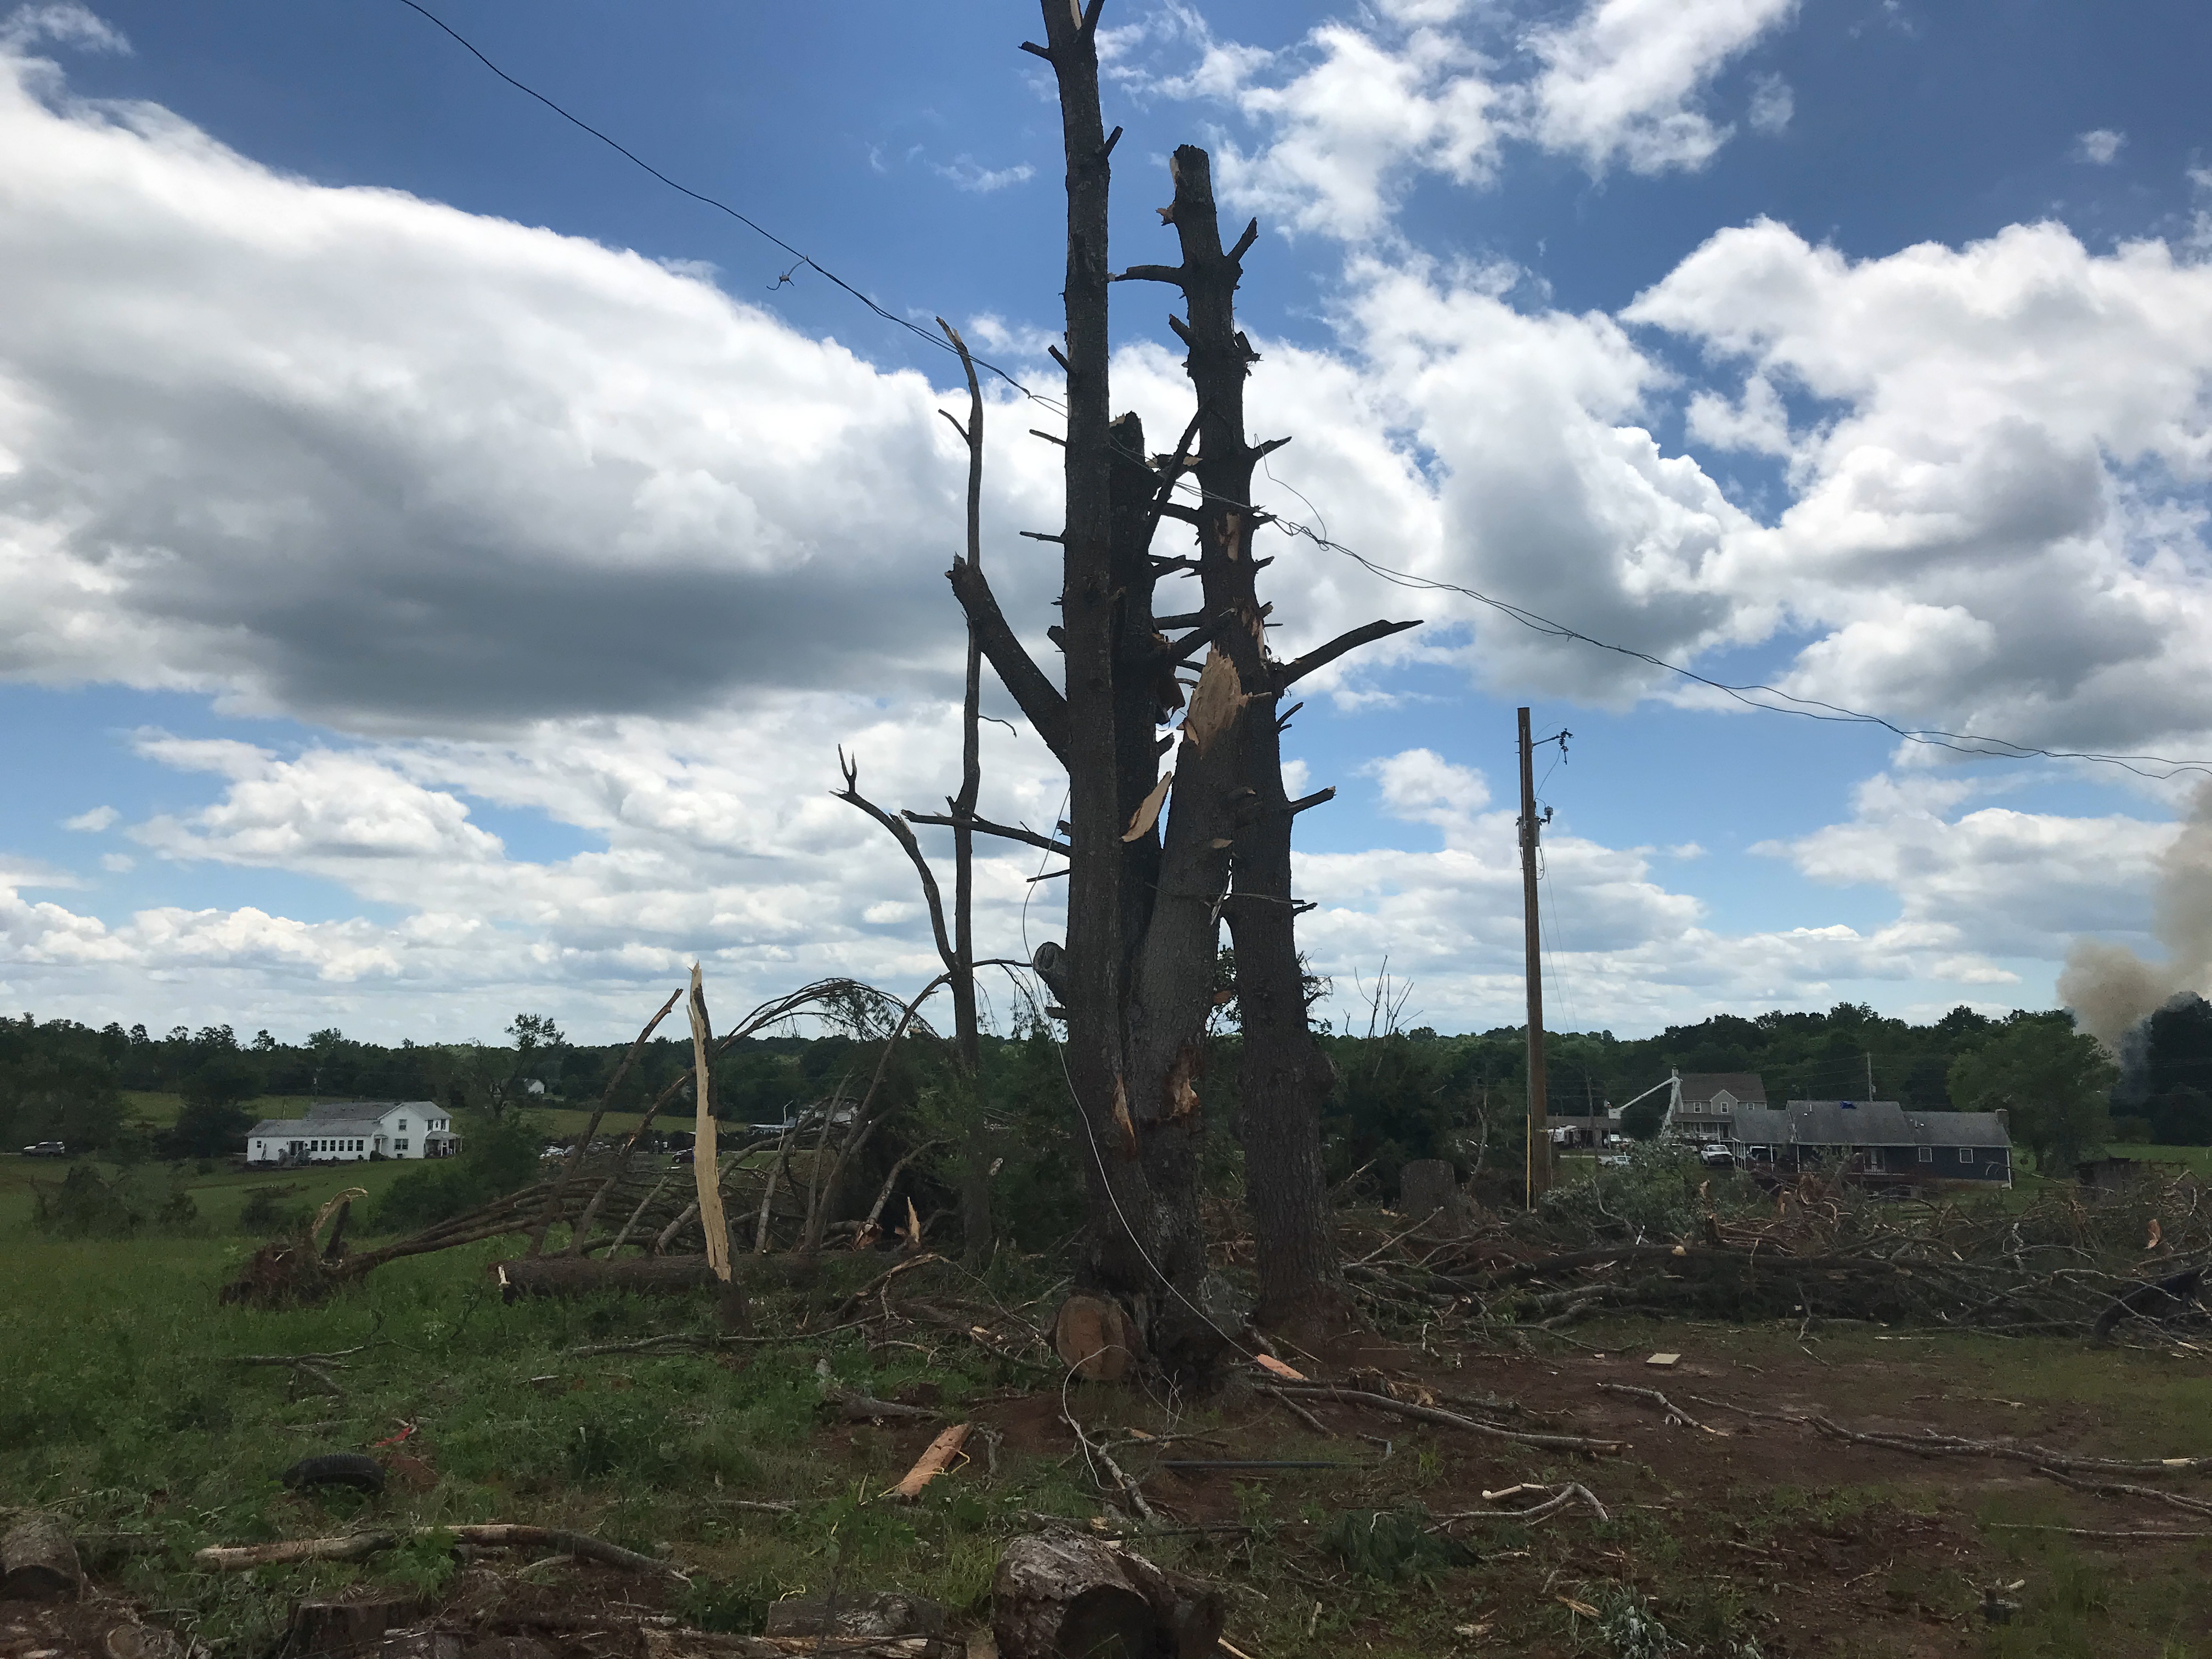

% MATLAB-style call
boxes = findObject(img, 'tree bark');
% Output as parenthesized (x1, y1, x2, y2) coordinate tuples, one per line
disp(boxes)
(991, 1533, 1223, 1659)
(1143, 144, 1364, 1330)
(1, 1513, 81, 1601)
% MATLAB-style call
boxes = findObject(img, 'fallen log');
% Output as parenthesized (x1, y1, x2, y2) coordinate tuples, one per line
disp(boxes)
(192, 1526, 682, 1578)
(991, 1533, 1222, 1659)
(495, 1256, 720, 1300)
(1, 1512, 83, 1600)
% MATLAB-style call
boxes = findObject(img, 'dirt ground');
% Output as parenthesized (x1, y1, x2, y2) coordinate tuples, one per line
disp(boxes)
(12, 1315, 2212, 1659)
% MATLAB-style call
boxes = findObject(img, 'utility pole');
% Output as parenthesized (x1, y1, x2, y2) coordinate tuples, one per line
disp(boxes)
(1519, 708, 1550, 1202)
(1865, 1051, 1875, 1100)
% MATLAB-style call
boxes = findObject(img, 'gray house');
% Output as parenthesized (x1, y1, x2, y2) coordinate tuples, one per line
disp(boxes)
(1663, 1071, 1768, 1142)
(1726, 1099, 2012, 1188)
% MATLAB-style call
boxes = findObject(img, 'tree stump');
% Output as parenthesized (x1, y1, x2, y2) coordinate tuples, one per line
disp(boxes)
(991, 1534, 1223, 1659)
(1397, 1159, 1469, 1231)
(1, 1513, 82, 1601)
(289, 1590, 423, 1657)
(1052, 1296, 1139, 1383)
(494, 1256, 718, 1300)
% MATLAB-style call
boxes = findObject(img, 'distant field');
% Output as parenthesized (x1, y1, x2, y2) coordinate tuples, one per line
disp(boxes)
(0, 1150, 421, 1234)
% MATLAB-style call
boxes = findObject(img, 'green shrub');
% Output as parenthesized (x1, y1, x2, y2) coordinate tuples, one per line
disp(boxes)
(32, 1164, 198, 1238)
(368, 1113, 544, 1233)
(1317, 1507, 1472, 1584)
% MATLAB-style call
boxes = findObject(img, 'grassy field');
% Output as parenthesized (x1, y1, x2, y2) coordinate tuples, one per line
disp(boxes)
(12, 1149, 2212, 1657)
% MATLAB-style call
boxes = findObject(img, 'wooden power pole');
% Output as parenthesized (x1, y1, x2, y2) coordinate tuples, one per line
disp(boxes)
(1518, 707, 1550, 1201)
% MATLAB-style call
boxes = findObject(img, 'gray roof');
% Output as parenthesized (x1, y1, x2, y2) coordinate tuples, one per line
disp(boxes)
(244, 1101, 436, 1139)
(1678, 1073, 1767, 1107)
(1727, 1100, 2010, 1149)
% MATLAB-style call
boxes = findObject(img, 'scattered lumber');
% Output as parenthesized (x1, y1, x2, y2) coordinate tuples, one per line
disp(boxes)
(991, 1533, 1223, 1659)
(1, 1512, 83, 1601)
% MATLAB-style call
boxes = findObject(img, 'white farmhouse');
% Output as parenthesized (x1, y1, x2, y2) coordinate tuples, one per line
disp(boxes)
(245, 1101, 460, 1165)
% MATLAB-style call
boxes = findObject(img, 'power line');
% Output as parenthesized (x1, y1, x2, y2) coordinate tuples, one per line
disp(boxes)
(387, 0, 1058, 413)
(393, 0, 2211, 783)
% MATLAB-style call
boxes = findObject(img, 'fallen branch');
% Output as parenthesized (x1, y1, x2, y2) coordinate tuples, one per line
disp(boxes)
(1596, 1382, 1726, 1435)
(834, 1252, 945, 1319)
(194, 1525, 684, 1577)
(1430, 1482, 1611, 1527)
(817, 1358, 941, 1423)
(567, 1319, 873, 1358)
(2036, 1467, 2212, 1518)
(1268, 1383, 1623, 1454)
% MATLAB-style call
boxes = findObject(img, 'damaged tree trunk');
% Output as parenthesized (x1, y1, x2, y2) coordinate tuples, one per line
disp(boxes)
(928, 2, 1415, 1368)
(1120, 145, 1413, 1331)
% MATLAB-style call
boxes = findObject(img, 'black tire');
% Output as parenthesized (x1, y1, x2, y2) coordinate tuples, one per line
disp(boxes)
(280, 1453, 386, 1493)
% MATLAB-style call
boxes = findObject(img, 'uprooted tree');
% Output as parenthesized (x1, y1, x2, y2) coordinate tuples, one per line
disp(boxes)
(903, 2, 1419, 1368)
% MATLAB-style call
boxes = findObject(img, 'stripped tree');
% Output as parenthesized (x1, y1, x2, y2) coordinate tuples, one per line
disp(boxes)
(922, 1, 1418, 1367)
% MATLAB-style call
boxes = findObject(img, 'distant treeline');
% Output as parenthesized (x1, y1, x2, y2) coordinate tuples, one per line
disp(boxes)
(8, 995, 2209, 1198)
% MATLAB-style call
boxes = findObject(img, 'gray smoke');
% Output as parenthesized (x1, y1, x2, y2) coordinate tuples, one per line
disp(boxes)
(2057, 781, 2212, 1050)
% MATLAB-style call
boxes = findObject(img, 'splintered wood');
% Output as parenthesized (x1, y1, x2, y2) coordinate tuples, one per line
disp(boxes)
(687, 963, 729, 1284)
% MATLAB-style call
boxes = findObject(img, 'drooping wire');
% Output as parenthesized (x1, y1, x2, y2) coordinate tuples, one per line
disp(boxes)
(387, 0, 1062, 415)
(393, 0, 2210, 781)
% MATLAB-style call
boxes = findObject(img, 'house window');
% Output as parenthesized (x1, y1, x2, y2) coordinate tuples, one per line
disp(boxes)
(1960, 1147, 1973, 1163)
(397, 1139, 409, 1152)
(398, 1119, 409, 1131)
(1918, 1145, 1933, 1163)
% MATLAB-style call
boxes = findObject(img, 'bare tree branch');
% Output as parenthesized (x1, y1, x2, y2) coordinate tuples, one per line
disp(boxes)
(903, 808, 1071, 857)
(834, 749, 955, 974)
(1277, 618, 1423, 688)
(947, 560, 1071, 760)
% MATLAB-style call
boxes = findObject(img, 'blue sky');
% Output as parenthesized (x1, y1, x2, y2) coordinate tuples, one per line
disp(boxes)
(4, 0, 2211, 1045)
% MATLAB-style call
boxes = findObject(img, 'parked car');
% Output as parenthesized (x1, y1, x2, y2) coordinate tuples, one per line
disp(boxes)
(20, 1141, 69, 1158)
(1595, 1153, 1631, 1168)
(1697, 1143, 1736, 1168)
(672, 1148, 695, 1166)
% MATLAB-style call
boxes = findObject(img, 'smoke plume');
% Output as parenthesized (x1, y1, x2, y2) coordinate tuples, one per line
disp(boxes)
(2058, 782, 2212, 1049)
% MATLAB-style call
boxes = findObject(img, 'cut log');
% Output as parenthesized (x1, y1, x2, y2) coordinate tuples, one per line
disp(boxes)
(289, 1590, 423, 1657)
(495, 1256, 719, 1300)
(1, 1513, 83, 1601)
(1052, 1296, 1139, 1383)
(991, 1534, 1223, 1659)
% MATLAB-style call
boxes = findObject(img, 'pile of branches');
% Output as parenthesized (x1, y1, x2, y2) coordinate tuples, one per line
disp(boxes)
(1335, 1157, 2212, 1346)
(220, 974, 956, 1308)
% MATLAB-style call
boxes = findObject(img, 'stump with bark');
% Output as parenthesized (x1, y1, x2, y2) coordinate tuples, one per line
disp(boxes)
(1398, 1159, 1470, 1231)
(1, 1513, 82, 1601)
(991, 1533, 1223, 1659)
(1053, 1295, 1141, 1383)
(288, 1590, 424, 1657)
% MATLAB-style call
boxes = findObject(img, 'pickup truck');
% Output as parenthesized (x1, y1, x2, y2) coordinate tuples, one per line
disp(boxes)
(20, 1141, 69, 1158)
